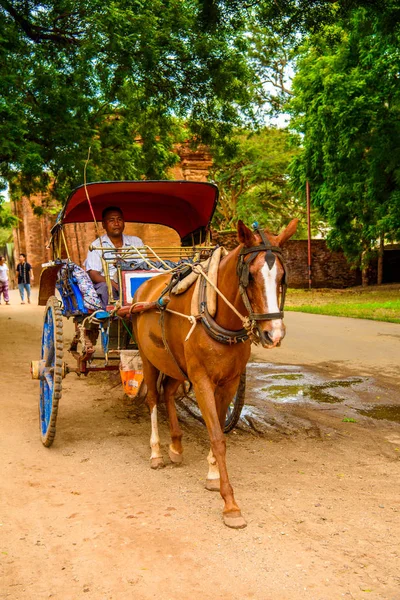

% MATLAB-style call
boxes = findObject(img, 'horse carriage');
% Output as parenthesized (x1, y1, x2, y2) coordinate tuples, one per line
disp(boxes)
(32, 179, 297, 528)
(31, 180, 246, 446)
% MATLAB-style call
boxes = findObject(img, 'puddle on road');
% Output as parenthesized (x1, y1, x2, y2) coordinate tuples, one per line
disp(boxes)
(245, 362, 400, 423)
(177, 363, 400, 429)
(264, 379, 364, 404)
(247, 362, 365, 405)
(358, 405, 400, 423)
(268, 374, 304, 381)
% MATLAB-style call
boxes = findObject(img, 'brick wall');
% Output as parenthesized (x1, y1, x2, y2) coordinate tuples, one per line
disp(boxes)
(212, 231, 360, 288)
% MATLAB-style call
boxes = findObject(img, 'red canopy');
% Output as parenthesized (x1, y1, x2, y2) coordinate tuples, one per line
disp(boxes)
(55, 180, 218, 242)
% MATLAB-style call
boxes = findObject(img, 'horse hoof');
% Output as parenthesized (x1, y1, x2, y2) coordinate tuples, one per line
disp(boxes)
(150, 457, 165, 469)
(223, 511, 247, 529)
(168, 446, 183, 465)
(205, 478, 220, 492)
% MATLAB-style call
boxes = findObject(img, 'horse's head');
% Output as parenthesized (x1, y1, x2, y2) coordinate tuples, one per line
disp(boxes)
(237, 219, 298, 348)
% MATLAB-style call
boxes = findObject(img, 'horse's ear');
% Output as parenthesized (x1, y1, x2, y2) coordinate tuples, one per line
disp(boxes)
(276, 219, 299, 246)
(237, 220, 256, 247)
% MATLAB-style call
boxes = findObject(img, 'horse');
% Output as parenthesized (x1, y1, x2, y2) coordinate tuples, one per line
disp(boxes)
(131, 219, 298, 528)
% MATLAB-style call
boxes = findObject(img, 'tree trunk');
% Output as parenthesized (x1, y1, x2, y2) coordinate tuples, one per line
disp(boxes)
(361, 248, 369, 287)
(377, 235, 384, 285)
(361, 266, 369, 287)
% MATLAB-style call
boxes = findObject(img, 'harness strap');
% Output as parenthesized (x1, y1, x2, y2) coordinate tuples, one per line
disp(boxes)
(239, 245, 282, 255)
(197, 276, 250, 345)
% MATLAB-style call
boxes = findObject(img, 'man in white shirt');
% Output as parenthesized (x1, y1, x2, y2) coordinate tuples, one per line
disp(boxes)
(84, 206, 144, 309)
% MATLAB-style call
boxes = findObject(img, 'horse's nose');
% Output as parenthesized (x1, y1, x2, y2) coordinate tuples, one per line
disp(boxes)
(260, 322, 285, 348)
(260, 330, 275, 347)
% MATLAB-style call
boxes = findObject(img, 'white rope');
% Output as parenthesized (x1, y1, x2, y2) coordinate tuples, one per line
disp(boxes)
(164, 307, 199, 341)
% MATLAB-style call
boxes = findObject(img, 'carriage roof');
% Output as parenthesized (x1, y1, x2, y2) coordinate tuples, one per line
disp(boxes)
(53, 180, 219, 244)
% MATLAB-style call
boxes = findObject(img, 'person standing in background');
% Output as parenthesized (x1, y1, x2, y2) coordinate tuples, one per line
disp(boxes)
(16, 253, 34, 304)
(0, 256, 10, 305)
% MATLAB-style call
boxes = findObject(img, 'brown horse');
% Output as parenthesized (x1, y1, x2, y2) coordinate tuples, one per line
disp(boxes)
(131, 219, 298, 528)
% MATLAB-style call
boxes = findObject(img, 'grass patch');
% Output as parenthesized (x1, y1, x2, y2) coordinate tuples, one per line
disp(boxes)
(285, 285, 400, 323)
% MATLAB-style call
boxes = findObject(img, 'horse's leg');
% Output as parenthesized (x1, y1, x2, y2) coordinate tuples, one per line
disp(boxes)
(205, 448, 220, 491)
(191, 376, 246, 529)
(205, 377, 240, 493)
(163, 377, 184, 464)
(142, 355, 164, 469)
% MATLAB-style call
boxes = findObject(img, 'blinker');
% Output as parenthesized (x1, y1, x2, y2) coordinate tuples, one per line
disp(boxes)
(265, 249, 276, 270)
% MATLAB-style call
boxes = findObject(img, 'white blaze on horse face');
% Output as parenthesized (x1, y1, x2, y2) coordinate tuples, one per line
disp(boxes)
(261, 262, 284, 341)
(150, 406, 162, 460)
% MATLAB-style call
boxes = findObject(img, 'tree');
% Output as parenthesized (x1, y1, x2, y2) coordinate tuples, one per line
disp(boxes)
(209, 127, 318, 236)
(0, 1, 256, 205)
(246, 25, 295, 116)
(0, 197, 17, 229)
(289, 5, 400, 283)
(0, 189, 17, 249)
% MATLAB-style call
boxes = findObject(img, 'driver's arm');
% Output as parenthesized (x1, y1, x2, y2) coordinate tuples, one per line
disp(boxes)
(88, 269, 118, 290)
(87, 269, 106, 284)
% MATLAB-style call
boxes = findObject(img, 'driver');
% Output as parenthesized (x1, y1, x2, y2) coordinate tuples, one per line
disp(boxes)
(84, 206, 143, 309)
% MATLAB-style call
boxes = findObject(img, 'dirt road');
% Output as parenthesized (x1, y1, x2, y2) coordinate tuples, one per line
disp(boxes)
(1, 289, 400, 600)
(253, 311, 400, 386)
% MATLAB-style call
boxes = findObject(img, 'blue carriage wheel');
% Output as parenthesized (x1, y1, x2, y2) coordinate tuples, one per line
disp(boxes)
(224, 370, 246, 434)
(39, 296, 63, 447)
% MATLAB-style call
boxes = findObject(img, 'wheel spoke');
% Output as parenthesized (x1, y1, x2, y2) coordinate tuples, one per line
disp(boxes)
(46, 346, 55, 367)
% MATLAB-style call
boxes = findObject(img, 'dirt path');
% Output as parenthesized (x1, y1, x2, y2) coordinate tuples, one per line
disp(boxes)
(1, 290, 400, 600)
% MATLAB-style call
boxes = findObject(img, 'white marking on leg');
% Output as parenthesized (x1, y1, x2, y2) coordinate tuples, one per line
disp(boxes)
(150, 406, 162, 459)
(207, 448, 220, 480)
(261, 262, 283, 340)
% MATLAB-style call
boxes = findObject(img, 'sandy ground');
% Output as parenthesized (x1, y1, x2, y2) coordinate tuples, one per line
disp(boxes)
(1, 288, 400, 600)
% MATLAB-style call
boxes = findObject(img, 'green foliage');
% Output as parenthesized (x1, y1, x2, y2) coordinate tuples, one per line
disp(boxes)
(256, 1, 395, 36)
(0, 225, 13, 246)
(0, 196, 17, 245)
(289, 5, 400, 268)
(0, 1, 256, 205)
(210, 127, 318, 235)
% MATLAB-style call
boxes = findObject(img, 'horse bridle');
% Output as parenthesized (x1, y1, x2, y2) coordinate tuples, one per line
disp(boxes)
(236, 226, 287, 330)
(196, 227, 287, 346)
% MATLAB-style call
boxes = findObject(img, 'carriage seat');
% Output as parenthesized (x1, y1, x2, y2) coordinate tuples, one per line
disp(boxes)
(56, 262, 103, 316)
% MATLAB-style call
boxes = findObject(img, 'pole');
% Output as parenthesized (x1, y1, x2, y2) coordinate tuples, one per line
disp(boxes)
(306, 180, 312, 289)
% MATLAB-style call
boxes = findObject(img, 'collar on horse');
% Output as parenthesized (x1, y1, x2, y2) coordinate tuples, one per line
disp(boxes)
(199, 225, 288, 345)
